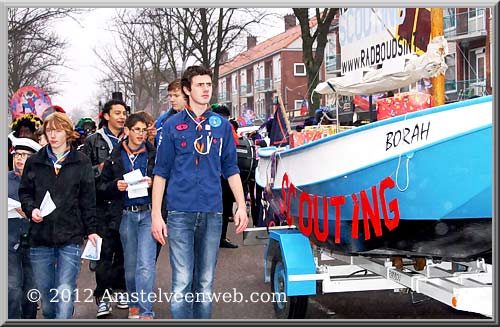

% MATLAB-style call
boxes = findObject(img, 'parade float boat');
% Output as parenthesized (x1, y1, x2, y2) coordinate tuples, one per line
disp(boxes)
(255, 37, 493, 262)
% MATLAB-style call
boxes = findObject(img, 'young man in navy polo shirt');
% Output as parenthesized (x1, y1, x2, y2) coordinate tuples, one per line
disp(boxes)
(151, 65, 249, 319)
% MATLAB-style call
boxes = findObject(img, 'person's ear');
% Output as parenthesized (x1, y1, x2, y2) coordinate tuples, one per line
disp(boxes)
(183, 85, 190, 97)
(124, 127, 130, 137)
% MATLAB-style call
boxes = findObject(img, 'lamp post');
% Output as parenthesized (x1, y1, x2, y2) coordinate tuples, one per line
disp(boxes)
(130, 92, 136, 113)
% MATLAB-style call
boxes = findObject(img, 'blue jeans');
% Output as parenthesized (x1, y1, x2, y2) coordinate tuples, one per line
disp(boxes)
(119, 209, 157, 318)
(30, 245, 82, 319)
(8, 219, 37, 319)
(167, 211, 222, 319)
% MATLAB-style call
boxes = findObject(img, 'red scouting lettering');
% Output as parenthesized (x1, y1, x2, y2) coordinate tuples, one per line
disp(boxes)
(280, 174, 400, 244)
(313, 196, 329, 242)
(379, 176, 400, 230)
(330, 196, 346, 243)
(360, 186, 383, 240)
(298, 192, 313, 237)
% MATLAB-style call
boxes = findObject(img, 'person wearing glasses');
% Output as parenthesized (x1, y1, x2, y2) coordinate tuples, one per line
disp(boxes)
(18, 112, 100, 319)
(151, 65, 249, 319)
(97, 113, 157, 320)
(8, 137, 41, 319)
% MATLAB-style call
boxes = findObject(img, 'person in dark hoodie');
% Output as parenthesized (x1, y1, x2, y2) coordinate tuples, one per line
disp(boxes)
(18, 112, 99, 319)
(8, 137, 41, 319)
(97, 113, 157, 320)
(82, 99, 129, 317)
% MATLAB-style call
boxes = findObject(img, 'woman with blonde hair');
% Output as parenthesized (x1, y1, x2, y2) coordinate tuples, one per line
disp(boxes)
(19, 111, 100, 319)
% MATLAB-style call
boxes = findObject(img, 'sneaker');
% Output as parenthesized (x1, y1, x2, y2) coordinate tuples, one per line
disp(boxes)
(96, 301, 112, 318)
(89, 260, 97, 272)
(128, 307, 140, 319)
(115, 292, 129, 309)
(220, 238, 238, 248)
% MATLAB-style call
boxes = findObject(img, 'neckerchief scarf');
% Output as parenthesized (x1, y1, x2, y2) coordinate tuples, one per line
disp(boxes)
(14, 168, 23, 177)
(47, 144, 71, 175)
(185, 105, 212, 165)
(104, 126, 125, 148)
(122, 141, 146, 172)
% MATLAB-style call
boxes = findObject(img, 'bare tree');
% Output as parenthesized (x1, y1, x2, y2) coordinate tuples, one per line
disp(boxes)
(171, 8, 272, 103)
(94, 9, 176, 118)
(140, 8, 196, 78)
(8, 8, 86, 98)
(293, 8, 338, 114)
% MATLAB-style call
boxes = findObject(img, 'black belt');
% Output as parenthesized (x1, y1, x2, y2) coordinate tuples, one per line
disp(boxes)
(124, 203, 151, 212)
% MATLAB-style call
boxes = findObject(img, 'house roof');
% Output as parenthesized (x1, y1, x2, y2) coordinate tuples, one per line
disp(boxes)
(219, 17, 317, 77)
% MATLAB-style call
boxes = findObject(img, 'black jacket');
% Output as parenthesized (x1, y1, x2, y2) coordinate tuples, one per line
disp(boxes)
(19, 146, 97, 247)
(97, 141, 156, 230)
(81, 129, 115, 186)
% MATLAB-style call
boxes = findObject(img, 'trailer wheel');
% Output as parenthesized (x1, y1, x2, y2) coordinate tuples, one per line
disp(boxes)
(270, 253, 308, 319)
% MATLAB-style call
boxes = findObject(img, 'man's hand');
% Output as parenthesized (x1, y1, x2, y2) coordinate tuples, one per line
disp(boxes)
(143, 176, 153, 188)
(151, 211, 167, 246)
(87, 233, 101, 248)
(117, 180, 128, 191)
(15, 208, 27, 219)
(233, 206, 249, 234)
(31, 208, 43, 223)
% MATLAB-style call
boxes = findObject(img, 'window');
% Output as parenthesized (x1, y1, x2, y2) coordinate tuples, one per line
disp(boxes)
(294, 100, 303, 110)
(273, 56, 281, 81)
(445, 53, 457, 93)
(444, 8, 456, 31)
(232, 74, 238, 94)
(294, 63, 306, 76)
(325, 35, 337, 72)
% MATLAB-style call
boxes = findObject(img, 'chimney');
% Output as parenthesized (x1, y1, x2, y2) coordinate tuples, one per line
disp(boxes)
(219, 50, 229, 64)
(247, 36, 257, 50)
(284, 14, 296, 31)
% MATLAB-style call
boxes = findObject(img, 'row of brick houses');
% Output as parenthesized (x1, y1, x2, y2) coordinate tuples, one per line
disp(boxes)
(217, 8, 493, 124)
(217, 14, 320, 124)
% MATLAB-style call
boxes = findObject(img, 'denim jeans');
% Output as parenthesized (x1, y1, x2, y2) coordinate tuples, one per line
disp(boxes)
(167, 211, 222, 319)
(119, 209, 157, 318)
(8, 219, 37, 319)
(30, 244, 82, 319)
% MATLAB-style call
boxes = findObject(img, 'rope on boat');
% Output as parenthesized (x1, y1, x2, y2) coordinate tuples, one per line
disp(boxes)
(395, 152, 413, 192)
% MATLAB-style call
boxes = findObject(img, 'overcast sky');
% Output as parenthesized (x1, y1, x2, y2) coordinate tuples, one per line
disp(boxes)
(48, 8, 294, 120)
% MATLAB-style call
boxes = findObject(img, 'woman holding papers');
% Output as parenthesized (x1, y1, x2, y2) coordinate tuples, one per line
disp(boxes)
(18, 112, 100, 319)
(8, 137, 41, 319)
(97, 113, 157, 320)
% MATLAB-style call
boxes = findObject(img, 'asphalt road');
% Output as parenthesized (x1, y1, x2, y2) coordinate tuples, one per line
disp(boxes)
(40, 224, 488, 320)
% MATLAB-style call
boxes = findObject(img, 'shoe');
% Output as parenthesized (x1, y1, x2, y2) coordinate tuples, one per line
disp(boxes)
(128, 307, 140, 319)
(115, 292, 129, 309)
(220, 238, 238, 248)
(89, 260, 97, 272)
(139, 315, 154, 320)
(96, 301, 112, 318)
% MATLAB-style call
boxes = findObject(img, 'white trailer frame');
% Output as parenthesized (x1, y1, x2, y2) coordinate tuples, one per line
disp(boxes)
(287, 245, 493, 317)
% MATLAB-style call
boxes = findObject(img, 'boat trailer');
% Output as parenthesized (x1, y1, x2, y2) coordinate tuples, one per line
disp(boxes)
(261, 228, 493, 319)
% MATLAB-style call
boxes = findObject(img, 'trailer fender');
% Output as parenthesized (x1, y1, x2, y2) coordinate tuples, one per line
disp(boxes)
(264, 229, 316, 296)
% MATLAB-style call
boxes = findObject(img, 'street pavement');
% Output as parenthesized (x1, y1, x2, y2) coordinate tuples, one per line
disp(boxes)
(44, 224, 488, 320)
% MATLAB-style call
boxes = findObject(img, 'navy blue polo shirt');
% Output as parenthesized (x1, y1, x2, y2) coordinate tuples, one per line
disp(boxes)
(153, 108, 239, 212)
